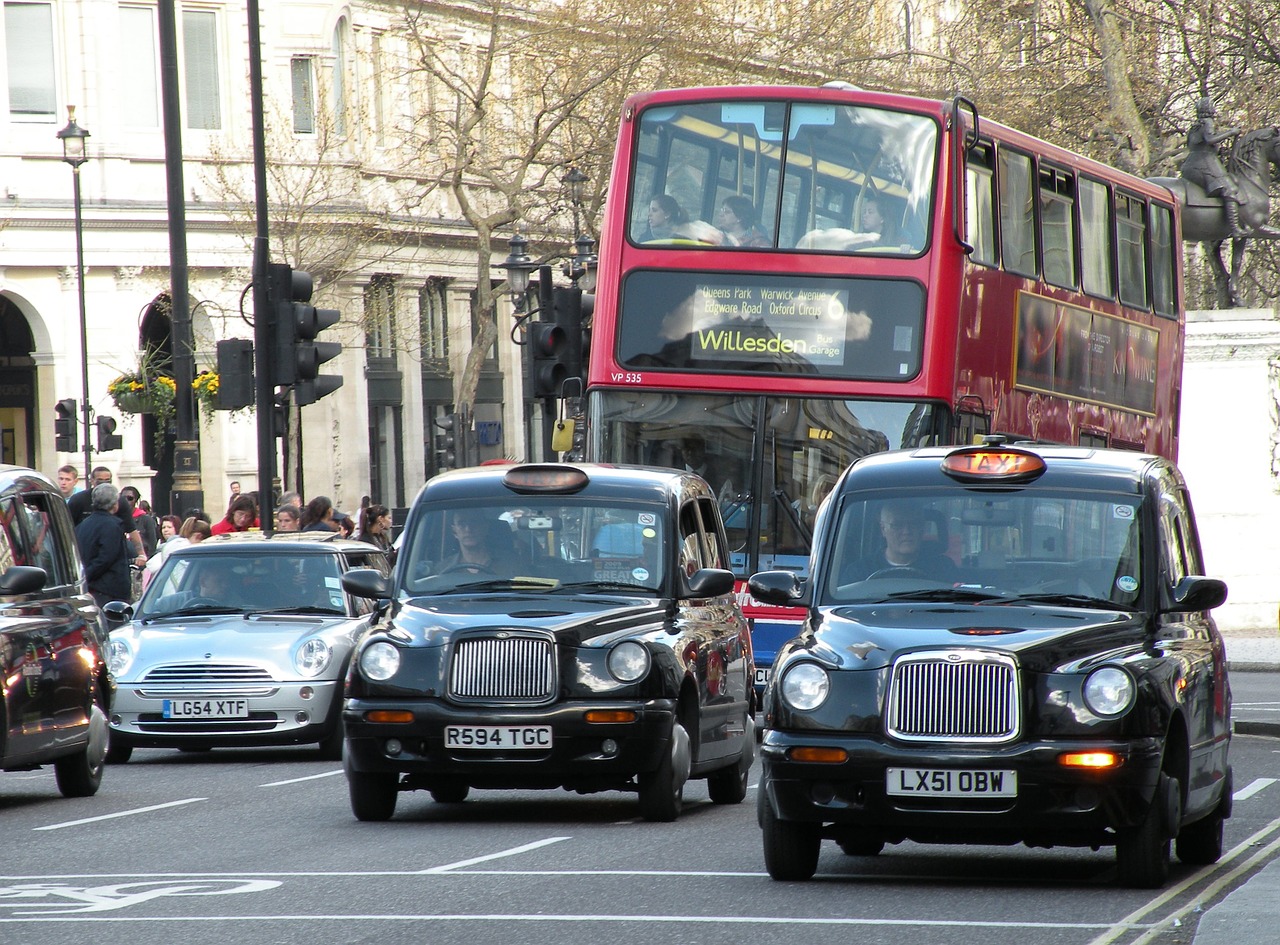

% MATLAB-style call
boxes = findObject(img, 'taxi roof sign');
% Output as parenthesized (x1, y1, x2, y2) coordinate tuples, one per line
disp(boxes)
(941, 447, 1047, 482)
(502, 464, 590, 494)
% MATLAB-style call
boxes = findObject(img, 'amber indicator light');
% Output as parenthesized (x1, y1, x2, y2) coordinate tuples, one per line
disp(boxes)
(366, 710, 415, 724)
(585, 710, 637, 724)
(789, 746, 849, 764)
(503, 464, 590, 493)
(942, 449, 1047, 481)
(1058, 750, 1123, 769)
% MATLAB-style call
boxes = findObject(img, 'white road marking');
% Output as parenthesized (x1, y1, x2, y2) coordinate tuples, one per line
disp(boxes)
(259, 769, 345, 787)
(1233, 777, 1277, 801)
(419, 837, 572, 873)
(33, 799, 207, 832)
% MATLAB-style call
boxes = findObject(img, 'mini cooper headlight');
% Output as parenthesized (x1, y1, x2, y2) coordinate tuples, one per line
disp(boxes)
(1083, 666, 1135, 717)
(359, 641, 401, 681)
(781, 662, 830, 711)
(607, 641, 651, 683)
(107, 638, 133, 677)
(295, 639, 332, 677)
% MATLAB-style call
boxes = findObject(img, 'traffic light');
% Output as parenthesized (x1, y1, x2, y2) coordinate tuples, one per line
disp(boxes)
(528, 316, 569, 398)
(54, 398, 78, 452)
(551, 285, 586, 381)
(434, 410, 470, 471)
(95, 415, 123, 452)
(215, 338, 255, 409)
(268, 262, 343, 406)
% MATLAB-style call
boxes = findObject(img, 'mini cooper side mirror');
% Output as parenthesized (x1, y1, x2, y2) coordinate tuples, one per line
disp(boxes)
(1168, 575, 1228, 613)
(342, 568, 391, 600)
(102, 599, 133, 624)
(747, 570, 806, 606)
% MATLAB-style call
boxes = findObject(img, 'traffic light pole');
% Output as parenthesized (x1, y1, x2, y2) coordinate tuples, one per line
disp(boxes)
(248, 0, 276, 532)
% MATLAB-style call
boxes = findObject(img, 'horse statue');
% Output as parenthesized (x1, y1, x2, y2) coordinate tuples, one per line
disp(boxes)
(1151, 124, 1280, 308)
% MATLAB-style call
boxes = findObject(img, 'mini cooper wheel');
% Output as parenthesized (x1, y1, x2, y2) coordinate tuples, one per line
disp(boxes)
(105, 736, 134, 765)
(1116, 772, 1176, 888)
(638, 721, 691, 822)
(54, 701, 108, 798)
(348, 770, 399, 821)
(761, 799, 820, 881)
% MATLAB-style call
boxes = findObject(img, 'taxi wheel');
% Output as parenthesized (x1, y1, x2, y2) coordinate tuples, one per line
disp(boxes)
(1116, 772, 1175, 888)
(707, 715, 754, 805)
(638, 722, 691, 822)
(761, 801, 820, 881)
(348, 770, 399, 821)
(54, 701, 108, 798)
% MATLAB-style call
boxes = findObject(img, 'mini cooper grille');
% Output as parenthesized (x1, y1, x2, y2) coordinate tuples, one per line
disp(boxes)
(144, 663, 275, 684)
(885, 651, 1019, 742)
(449, 633, 556, 702)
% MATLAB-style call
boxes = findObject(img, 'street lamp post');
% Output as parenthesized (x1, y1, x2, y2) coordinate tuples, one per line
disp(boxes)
(57, 107, 93, 479)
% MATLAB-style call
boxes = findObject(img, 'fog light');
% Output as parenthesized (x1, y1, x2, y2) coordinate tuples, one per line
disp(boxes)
(601, 738, 618, 756)
(811, 781, 836, 804)
(385, 738, 403, 756)
(295, 712, 309, 724)
(300, 686, 314, 700)
(111, 714, 122, 725)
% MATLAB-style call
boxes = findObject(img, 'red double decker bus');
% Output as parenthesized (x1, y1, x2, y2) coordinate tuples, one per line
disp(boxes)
(584, 84, 1185, 692)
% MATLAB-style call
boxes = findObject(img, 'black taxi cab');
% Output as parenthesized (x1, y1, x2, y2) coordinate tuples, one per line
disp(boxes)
(1, 465, 111, 798)
(748, 440, 1231, 887)
(340, 463, 755, 822)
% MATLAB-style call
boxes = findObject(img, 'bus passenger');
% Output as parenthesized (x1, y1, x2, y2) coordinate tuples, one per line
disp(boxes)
(641, 194, 688, 241)
(716, 195, 770, 247)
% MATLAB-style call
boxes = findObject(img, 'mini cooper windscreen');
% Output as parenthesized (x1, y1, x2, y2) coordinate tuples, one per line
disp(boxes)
(823, 489, 1142, 607)
(140, 553, 355, 617)
(401, 500, 672, 595)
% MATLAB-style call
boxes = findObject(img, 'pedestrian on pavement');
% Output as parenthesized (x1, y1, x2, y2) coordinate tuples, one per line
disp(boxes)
(68, 466, 147, 570)
(56, 465, 82, 499)
(119, 486, 158, 556)
(276, 505, 302, 531)
(75, 483, 132, 608)
(211, 495, 260, 535)
(300, 495, 338, 532)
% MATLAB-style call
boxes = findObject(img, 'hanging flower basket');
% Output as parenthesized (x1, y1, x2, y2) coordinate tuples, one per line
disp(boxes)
(107, 375, 176, 416)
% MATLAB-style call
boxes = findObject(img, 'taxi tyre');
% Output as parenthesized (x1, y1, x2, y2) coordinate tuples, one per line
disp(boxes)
(637, 721, 691, 822)
(349, 767, 400, 821)
(761, 796, 821, 881)
(53, 698, 108, 798)
(1116, 772, 1177, 888)
(707, 714, 755, 805)
(429, 782, 471, 804)
(1176, 767, 1231, 865)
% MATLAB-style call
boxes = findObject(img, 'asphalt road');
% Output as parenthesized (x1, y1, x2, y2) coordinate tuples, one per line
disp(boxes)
(4, 678, 1280, 945)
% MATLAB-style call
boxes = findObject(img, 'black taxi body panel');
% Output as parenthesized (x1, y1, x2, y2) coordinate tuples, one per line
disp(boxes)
(751, 442, 1231, 886)
(1, 466, 110, 796)
(343, 463, 755, 820)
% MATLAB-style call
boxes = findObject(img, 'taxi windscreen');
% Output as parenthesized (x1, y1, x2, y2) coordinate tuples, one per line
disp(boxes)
(822, 490, 1142, 607)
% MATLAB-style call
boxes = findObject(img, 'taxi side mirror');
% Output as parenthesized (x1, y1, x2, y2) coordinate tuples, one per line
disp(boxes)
(343, 567, 391, 600)
(685, 567, 735, 598)
(1166, 575, 1228, 613)
(0, 565, 47, 596)
(748, 570, 807, 606)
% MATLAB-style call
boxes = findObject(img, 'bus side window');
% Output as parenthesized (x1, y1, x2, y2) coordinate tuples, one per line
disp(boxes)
(1079, 177, 1115, 299)
(965, 142, 998, 267)
(1116, 191, 1149, 310)
(998, 147, 1036, 277)
(1039, 165, 1078, 289)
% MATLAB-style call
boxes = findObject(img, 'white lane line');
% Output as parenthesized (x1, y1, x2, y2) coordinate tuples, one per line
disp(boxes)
(1233, 777, 1277, 801)
(420, 837, 572, 873)
(33, 798, 207, 832)
(260, 769, 345, 787)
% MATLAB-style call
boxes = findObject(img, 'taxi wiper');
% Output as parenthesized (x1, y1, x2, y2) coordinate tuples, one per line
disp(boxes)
(994, 592, 1128, 609)
(884, 587, 1009, 602)
(549, 580, 656, 594)
(170, 604, 245, 616)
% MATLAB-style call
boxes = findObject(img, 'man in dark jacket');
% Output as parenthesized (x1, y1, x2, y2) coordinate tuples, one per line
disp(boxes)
(75, 483, 132, 607)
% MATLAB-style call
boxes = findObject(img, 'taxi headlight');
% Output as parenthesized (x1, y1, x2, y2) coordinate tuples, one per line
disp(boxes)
(295, 639, 332, 677)
(107, 638, 133, 677)
(780, 662, 829, 711)
(359, 641, 401, 681)
(607, 641, 651, 683)
(1083, 666, 1135, 717)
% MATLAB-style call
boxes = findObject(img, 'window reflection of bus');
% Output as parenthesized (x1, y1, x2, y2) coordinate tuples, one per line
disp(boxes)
(585, 85, 1185, 695)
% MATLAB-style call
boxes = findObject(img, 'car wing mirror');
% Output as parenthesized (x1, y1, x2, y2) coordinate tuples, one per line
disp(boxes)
(1167, 575, 1228, 613)
(102, 599, 133, 624)
(747, 570, 807, 606)
(0, 565, 47, 596)
(342, 567, 391, 600)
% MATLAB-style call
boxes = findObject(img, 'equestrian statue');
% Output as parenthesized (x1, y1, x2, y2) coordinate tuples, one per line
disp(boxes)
(1149, 98, 1280, 308)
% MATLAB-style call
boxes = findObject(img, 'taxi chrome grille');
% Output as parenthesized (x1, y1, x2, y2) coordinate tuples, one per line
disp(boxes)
(143, 663, 275, 683)
(885, 650, 1020, 743)
(448, 632, 556, 703)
